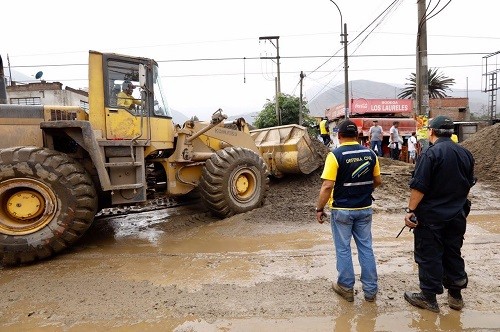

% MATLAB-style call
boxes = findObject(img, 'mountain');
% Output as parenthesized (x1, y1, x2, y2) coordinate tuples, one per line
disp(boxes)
(8, 69, 34, 83)
(306, 80, 402, 116)
(171, 108, 189, 124)
(227, 112, 259, 123)
(305, 79, 489, 117)
(169, 109, 259, 125)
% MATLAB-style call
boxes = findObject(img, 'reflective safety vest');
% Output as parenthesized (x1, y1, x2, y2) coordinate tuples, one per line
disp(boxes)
(332, 145, 377, 208)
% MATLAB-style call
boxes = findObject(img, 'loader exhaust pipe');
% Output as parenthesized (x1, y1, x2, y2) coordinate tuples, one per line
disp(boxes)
(0, 55, 8, 104)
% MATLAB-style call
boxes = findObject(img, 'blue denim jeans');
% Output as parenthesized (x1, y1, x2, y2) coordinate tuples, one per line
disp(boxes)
(331, 208, 378, 297)
(370, 140, 382, 157)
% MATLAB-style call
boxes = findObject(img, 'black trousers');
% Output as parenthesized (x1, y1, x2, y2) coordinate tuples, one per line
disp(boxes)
(321, 134, 331, 146)
(413, 212, 468, 295)
(390, 146, 400, 160)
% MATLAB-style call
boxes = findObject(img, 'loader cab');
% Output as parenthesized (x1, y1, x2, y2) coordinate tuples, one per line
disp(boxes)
(88, 51, 175, 152)
(104, 58, 171, 118)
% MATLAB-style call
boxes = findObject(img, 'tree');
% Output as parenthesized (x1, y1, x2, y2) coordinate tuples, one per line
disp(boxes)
(398, 68, 455, 99)
(253, 94, 316, 129)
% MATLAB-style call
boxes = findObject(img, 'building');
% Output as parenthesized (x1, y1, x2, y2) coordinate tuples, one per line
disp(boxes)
(6, 81, 88, 111)
(326, 97, 470, 122)
(324, 97, 474, 157)
(429, 97, 469, 121)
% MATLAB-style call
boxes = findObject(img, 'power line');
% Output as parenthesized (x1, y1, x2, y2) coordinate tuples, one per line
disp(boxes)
(426, 0, 453, 22)
(4, 51, 492, 70)
(6, 28, 498, 59)
(349, 0, 405, 55)
(373, 31, 500, 40)
(349, 0, 402, 45)
(6, 63, 484, 84)
(306, 0, 403, 81)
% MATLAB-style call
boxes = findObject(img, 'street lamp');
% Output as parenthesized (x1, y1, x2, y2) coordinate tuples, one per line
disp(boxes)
(328, 0, 349, 119)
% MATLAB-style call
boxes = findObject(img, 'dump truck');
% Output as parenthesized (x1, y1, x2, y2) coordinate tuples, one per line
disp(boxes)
(0, 51, 322, 265)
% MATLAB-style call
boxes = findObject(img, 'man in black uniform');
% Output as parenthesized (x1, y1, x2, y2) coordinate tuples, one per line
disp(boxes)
(402, 115, 475, 313)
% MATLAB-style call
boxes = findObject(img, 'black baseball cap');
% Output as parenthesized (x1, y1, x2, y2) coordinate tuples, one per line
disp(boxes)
(428, 115, 454, 129)
(337, 120, 358, 136)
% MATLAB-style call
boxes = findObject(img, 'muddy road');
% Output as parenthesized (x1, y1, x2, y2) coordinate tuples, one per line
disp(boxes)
(2, 128, 500, 332)
(0, 180, 499, 331)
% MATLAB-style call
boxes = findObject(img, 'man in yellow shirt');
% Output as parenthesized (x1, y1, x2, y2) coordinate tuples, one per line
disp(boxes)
(117, 80, 142, 110)
(451, 133, 458, 143)
(315, 119, 382, 302)
(319, 117, 331, 146)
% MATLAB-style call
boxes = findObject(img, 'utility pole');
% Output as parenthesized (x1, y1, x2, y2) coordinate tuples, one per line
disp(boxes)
(416, 0, 430, 152)
(0, 55, 7, 104)
(299, 71, 306, 125)
(342, 23, 349, 119)
(483, 51, 500, 123)
(328, 1, 349, 119)
(259, 36, 281, 125)
(416, 0, 429, 118)
(275, 77, 280, 125)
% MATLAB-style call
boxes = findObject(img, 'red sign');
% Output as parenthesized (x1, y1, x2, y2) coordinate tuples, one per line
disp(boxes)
(326, 99, 413, 119)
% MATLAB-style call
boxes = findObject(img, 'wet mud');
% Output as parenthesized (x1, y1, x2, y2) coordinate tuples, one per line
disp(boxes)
(1, 124, 500, 331)
(0, 205, 499, 331)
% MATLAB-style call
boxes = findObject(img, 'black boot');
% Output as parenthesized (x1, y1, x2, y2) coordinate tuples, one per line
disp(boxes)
(404, 291, 440, 313)
(448, 289, 464, 310)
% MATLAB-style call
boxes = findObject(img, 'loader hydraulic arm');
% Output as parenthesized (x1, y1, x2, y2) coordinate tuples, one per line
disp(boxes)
(186, 109, 227, 144)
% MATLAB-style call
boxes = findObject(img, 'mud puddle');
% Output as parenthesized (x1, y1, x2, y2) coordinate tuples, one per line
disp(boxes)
(0, 210, 499, 331)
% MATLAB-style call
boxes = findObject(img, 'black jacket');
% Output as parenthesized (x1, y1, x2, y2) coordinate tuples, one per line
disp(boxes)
(409, 137, 475, 222)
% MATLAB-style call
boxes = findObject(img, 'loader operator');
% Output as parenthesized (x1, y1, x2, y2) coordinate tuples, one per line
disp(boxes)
(117, 80, 142, 110)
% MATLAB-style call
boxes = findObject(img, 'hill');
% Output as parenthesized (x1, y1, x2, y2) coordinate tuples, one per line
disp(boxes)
(306, 80, 402, 116)
(171, 108, 189, 124)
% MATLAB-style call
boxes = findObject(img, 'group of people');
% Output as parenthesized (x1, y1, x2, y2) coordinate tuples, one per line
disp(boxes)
(315, 116, 475, 313)
(321, 118, 422, 162)
(368, 119, 418, 163)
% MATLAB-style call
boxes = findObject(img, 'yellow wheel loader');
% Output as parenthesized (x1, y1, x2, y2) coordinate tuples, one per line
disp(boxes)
(0, 51, 322, 265)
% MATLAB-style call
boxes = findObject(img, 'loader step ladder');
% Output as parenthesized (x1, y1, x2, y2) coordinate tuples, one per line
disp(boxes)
(98, 140, 147, 204)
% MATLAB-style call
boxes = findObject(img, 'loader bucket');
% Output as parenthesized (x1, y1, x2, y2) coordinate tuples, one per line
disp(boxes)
(250, 124, 323, 178)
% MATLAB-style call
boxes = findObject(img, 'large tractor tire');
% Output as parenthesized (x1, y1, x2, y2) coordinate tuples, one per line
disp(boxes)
(0, 147, 97, 266)
(199, 147, 269, 218)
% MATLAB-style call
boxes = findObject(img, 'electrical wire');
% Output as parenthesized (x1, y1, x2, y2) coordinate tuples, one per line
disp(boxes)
(306, 0, 405, 101)
(5, 62, 485, 84)
(349, 0, 401, 45)
(349, 0, 404, 55)
(290, 79, 301, 96)
(4, 51, 492, 70)
(426, 0, 452, 21)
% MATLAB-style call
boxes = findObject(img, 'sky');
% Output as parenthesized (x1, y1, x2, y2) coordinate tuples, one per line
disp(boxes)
(3, 0, 499, 120)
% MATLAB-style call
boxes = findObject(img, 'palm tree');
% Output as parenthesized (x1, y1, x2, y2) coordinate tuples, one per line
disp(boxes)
(398, 68, 455, 99)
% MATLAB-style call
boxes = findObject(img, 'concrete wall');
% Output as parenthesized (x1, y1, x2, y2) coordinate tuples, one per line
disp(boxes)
(6, 81, 88, 110)
(429, 98, 469, 121)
